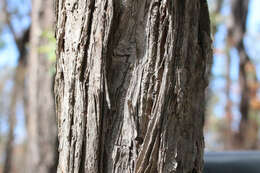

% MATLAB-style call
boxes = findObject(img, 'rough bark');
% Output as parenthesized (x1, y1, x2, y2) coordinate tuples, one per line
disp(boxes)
(228, 0, 258, 149)
(26, 0, 58, 172)
(55, 0, 212, 173)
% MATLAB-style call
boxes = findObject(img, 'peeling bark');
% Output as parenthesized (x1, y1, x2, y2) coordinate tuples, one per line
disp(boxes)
(55, 0, 212, 173)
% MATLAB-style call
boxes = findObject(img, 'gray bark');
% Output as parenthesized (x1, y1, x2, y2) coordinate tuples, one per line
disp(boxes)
(55, 0, 212, 173)
(26, 0, 58, 172)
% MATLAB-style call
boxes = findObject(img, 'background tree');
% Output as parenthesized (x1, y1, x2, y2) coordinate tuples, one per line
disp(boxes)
(1, 0, 29, 172)
(227, 0, 259, 149)
(0, 0, 58, 172)
(25, 0, 58, 172)
(205, 0, 260, 150)
(55, 0, 212, 172)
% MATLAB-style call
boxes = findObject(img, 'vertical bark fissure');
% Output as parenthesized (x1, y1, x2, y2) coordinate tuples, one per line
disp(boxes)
(56, 0, 115, 172)
(55, 0, 212, 172)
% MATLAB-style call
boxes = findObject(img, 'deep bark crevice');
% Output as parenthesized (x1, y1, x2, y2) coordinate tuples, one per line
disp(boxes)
(55, 0, 212, 172)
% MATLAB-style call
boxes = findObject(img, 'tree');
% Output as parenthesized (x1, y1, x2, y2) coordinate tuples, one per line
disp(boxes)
(3, 52, 27, 173)
(55, 0, 212, 172)
(227, 0, 259, 149)
(26, 0, 58, 172)
(1, 0, 30, 172)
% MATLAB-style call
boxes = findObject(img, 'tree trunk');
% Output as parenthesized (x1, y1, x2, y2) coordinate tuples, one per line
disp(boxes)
(55, 0, 212, 173)
(3, 83, 17, 173)
(3, 57, 27, 173)
(26, 0, 58, 172)
(228, 0, 259, 149)
(223, 46, 233, 150)
(2, 1, 30, 169)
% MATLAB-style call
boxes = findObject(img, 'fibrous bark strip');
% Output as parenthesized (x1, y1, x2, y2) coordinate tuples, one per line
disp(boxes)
(55, 0, 212, 172)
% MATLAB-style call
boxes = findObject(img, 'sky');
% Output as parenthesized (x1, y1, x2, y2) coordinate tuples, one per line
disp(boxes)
(0, 0, 30, 67)
(0, 0, 260, 144)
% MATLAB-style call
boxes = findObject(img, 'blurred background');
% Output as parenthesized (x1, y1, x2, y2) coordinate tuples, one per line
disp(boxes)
(0, 0, 259, 172)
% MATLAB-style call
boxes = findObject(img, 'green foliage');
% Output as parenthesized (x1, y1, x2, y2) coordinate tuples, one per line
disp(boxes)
(0, 25, 6, 49)
(210, 13, 224, 27)
(38, 30, 56, 75)
(38, 30, 56, 63)
(0, 40, 5, 49)
(249, 110, 260, 125)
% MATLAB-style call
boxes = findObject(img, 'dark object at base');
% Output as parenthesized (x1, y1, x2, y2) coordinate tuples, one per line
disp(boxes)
(204, 151, 260, 173)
